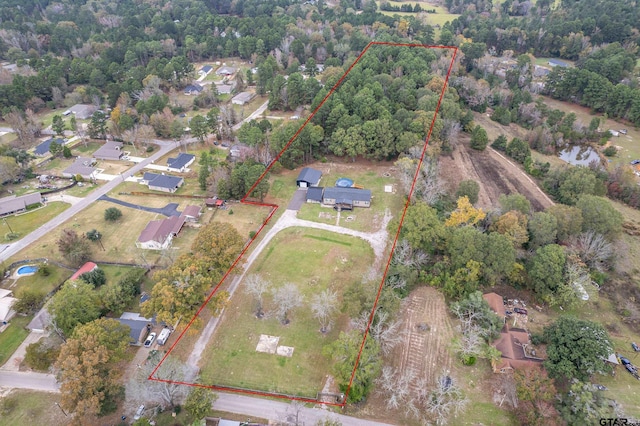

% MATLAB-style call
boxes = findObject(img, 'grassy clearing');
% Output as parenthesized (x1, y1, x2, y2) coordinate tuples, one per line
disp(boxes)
(199, 227, 374, 397)
(1, 202, 70, 243)
(232, 95, 267, 121)
(72, 141, 102, 154)
(63, 181, 103, 197)
(0, 389, 68, 426)
(0, 316, 31, 366)
(210, 203, 272, 241)
(7, 264, 70, 296)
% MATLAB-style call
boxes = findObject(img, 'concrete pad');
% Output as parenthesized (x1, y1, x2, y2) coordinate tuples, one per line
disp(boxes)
(256, 334, 279, 354)
(276, 346, 294, 357)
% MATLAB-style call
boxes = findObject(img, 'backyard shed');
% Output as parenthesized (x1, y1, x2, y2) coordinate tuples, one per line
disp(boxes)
(296, 167, 322, 187)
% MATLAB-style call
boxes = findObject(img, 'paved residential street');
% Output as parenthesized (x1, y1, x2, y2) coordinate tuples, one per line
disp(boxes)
(0, 371, 59, 392)
(214, 392, 396, 426)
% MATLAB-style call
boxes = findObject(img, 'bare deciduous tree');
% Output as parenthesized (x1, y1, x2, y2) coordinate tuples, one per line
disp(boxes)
(353, 310, 404, 355)
(426, 373, 468, 425)
(127, 353, 197, 410)
(395, 156, 446, 205)
(569, 231, 614, 271)
(311, 289, 338, 333)
(272, 283, 303, 325)
(244, 274, 271, 318)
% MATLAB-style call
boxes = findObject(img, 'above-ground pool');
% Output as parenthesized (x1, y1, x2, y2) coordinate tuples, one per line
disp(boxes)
(335, 177, 354, 188)
(16, 265, 38, 276)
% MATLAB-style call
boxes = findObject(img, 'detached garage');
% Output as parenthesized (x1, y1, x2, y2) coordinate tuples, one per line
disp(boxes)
(296, 167, 322, 188)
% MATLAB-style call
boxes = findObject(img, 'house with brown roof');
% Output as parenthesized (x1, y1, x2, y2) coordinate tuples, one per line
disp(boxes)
(181, 205, 201, 222)
(482, 292, 506, 322)
(93, 141, 124, 161)
(136, 215, 186, 250)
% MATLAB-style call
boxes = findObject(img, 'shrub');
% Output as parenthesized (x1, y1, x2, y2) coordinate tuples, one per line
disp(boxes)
(146, 145, 154, 153)
(39, 265, 51, 276)
(603, 146, 617, 157)
(104, 207, 122, 221)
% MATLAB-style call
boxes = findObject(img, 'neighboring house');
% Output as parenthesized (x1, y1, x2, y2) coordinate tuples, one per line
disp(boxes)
(548, 59, 569, 68)
(34, 138, 65, 156)
(229, 144, 251, 159)
(136, 215, 186, 250)
(117, 312, 155, 346)
(205, 198, 225, 208)
(216, 83, 235, 95)
(69, 261, 98, 281)
(296, 167, 322, 187)
(231, 91, 256, 105)
(93, 141, 124, 161)
(63, 104, 97, 120)
(216, 66, 237, 76)
(0, 288, 17, 324)
(205, 418, 242, 426)
(306, 186, 324, 203)
(141, 172, 184, 193)
(322, 187, 371, 210)
(199, 65, 213, 76)
(533, 65, 550, 78)
(184, 83, 204, 95)
(482, 292, 506, 323)
(181, 205, 201, 222)
(0, 192, 42, 217)
(27, 308, 51, 333)
(63, 157, 97, 180)
(167, 153, 195, 173)
(492, 326, 543, 373)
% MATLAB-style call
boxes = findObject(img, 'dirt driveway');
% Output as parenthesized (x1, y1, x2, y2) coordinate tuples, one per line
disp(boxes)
(439, 139, 554, 211)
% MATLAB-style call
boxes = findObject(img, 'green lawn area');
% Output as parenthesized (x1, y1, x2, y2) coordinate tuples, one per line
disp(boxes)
(375, 0, 460, 24)
(199, 227, 374, 398)
(72, 141, 102, 155)
(2, 202, 70, 243)
(0, 389, 68, 426)
(8, 263, 71, 296)
(295, 162, 403, 233)
(0, 316, 31, 366)
(63, 181, 102, 197)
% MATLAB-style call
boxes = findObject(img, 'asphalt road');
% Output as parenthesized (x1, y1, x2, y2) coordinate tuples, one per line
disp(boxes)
(0, 371, 59, 392)
(214, 392, 396, 426)
(0, 139, 178, 263)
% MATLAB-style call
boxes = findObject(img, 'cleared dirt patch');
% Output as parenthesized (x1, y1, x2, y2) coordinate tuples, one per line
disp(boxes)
(439, 140, 554, 211)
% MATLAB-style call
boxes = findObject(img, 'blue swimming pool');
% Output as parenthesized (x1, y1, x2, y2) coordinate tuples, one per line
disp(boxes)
(17, 265, 38, 276)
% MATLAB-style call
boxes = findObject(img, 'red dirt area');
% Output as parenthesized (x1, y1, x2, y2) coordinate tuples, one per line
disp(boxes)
(439, 139, 554, 211)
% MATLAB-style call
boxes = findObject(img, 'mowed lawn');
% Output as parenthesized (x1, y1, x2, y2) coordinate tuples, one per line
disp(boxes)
(199, 227, 375, 397)
(0, 390, 69, 426)
(0, 316, 31, 366)
(7, 263, 71, 296)
(295, 161, 403, 233)
(1, 202, 69, 243)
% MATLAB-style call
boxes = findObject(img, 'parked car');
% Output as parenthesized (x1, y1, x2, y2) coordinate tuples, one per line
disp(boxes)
(620, 129, 628, 135)
(505, 310, 513, 315)
(513, 307, 528, 315)
(632, 342, 639, 352)
(619, 354, 632, 365)
(593, 384, 607, 391)
(630, 160, 640, 165)
(625, 364, 637, 375)
(144, 332, 156, 348)
(134, 404, 145, 420)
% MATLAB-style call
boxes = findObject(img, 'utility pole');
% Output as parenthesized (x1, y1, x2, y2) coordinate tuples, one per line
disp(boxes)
(3, 218, 13, 234)
(55, 402, 68, 417)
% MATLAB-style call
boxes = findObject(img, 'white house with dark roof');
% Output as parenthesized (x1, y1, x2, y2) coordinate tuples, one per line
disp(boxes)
(141, 172, 184, 193)
(231, 91, 256, 105)
(184, 83, 204, 95)
(63, 104, 97, 120)
(296, 167, 322, 187)
(0, 192, 42, 217)
(136, 215, 186, 250)
(167, 153, 195, 173)
(199, 65, 213, 76)
(93, 141, 124, 161)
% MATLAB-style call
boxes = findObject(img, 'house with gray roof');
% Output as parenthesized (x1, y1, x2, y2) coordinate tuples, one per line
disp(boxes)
(116, 312, 155, 345)
(322, 187, 371, 210)
(216, 83, 235, 95)
(184, 83, 204, 95)
(63, 157, 97, 180)
(167, 153, 195, 172)
(93, 141, 124, 161)
(296, 167, 322, 187)
(199, 65, 213, 75)
(63, 104, 97, 120)
(231, 91, 256, 105)
(136, 215, 186, 250)
(0, 192, 42, 217)
(216, 66, 237, 76)
(141, 172, 184, 193)
(34, 138, 65, 156)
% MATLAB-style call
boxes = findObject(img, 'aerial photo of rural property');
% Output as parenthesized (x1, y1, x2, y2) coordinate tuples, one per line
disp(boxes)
(2, 0, 640, 425)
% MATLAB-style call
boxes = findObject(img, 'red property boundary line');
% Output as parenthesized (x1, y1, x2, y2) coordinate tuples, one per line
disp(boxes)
(149, 41, 458, 407)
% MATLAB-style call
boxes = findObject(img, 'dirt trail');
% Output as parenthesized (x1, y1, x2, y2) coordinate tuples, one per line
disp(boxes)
(439, 140, 554, 211)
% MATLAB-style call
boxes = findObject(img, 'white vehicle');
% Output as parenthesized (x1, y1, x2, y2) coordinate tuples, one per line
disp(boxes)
(157, 328, 171, 346)
(134, 404, 145, 420)
(144, 332, 156, 348)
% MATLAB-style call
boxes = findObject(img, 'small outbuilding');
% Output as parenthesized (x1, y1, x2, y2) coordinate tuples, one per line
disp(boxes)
(296, 167, 322, 188)
(69, 261, 98, 281)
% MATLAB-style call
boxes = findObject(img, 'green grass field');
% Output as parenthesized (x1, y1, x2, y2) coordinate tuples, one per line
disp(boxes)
(0, 316, 31, 366)
(9, 264, 71, 296)
(199, 227, 374, 397)
(0, 390, 68, 426)
(2, 202, 70, 243)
